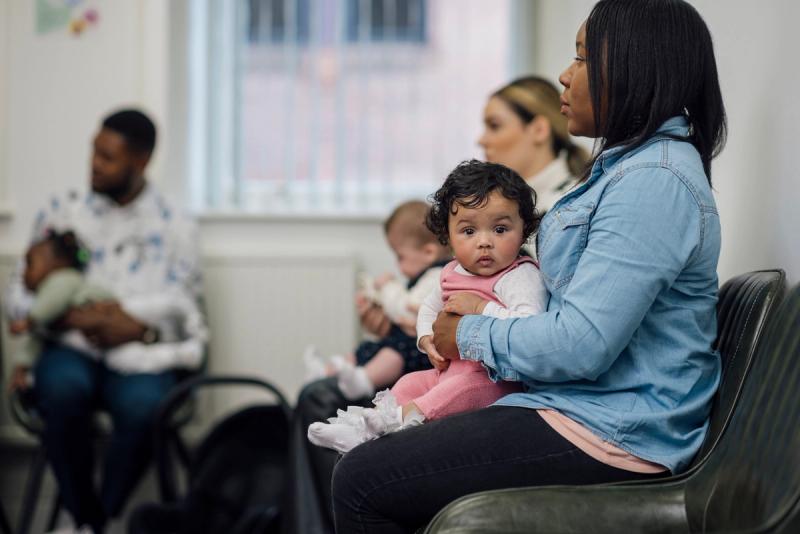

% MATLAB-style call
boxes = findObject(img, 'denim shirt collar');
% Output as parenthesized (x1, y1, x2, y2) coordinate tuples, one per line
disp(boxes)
(598, 116, 690, 173)
(552, 116, 690, 210)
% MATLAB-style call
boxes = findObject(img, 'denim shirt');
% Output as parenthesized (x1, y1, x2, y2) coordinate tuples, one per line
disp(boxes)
(456, 117, 721, 473)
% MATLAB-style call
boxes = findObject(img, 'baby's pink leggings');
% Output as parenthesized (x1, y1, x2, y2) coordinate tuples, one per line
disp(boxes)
(391, 359, 522, 420)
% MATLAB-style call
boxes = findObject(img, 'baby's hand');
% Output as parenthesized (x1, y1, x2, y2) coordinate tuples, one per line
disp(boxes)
(420, 335, 449, 372)
(374, 272, 395, 290)
(443, 292, 488, 316)
(9, 318, 31, 335)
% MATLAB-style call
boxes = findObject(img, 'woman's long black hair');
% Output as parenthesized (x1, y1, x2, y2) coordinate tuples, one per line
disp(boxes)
(585, 0, 727, 184)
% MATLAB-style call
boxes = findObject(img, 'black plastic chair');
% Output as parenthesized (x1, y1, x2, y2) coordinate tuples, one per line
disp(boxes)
(425, 269, 789, 533)
(129, 375, 292, 534)
(0, 502, 10, 534)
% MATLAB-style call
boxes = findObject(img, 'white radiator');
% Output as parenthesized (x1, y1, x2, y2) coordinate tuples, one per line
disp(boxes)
(202, 251, 359, 415)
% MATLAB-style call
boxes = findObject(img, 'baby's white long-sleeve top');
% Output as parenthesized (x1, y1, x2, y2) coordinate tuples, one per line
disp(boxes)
(416, 262, 548, 350)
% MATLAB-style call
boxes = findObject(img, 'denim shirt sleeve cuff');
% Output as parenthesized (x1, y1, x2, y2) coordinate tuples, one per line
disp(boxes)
(457, 314, 521, 383)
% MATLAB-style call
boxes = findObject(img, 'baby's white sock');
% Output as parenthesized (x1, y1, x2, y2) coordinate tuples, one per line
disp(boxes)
(307, 420, 370, 454)
(338, 365, 376, 401)
(362, 390, 425, 436)
(307, 405, 378, 454)
(302, 345, 327, 383)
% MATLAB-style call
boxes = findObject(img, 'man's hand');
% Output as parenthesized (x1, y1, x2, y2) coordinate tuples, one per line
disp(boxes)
(62, 301, 147, 349)
(443, 292, 488, 316)
(356, 293, 391, 338)
(432, 311, 462, 360)
(8, 364, 31, 393)
(419, 335, 449, 371)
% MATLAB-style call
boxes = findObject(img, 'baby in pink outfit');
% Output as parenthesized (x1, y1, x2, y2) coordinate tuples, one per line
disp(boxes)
(308, 159, 547, 453)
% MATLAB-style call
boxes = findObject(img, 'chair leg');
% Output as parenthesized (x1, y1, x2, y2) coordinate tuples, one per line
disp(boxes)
(17, 447, 48, 534)
(0, 499, 12, 534)
(46, 493, 62, 531)
(173, 433, 191, 471)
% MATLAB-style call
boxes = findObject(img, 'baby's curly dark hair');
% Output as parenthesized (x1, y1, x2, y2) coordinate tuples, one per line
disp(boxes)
(426, 159, 540, 246)
(42, 229, 91, 272)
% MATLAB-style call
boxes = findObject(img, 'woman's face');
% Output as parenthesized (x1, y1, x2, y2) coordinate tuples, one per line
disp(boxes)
(559, 22, 596, 137)
(478, 97, 537, 176)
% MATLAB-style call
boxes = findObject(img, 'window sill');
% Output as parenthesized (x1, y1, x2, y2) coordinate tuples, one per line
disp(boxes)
(195, 208, 387, 224)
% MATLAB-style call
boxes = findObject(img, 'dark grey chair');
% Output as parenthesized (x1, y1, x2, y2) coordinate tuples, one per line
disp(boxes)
(426, 269, 790, 533)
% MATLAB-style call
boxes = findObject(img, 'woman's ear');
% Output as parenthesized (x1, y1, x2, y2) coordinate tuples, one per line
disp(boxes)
(527, 115, 553, 146)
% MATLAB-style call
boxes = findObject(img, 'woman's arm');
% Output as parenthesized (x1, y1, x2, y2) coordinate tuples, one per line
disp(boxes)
(451, 167, 705, 383)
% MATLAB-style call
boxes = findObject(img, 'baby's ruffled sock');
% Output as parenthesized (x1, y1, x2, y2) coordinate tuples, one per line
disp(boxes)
(306, 390, 426, 454)
(307, 405, 378, 454)
(362, 390, 425, 435)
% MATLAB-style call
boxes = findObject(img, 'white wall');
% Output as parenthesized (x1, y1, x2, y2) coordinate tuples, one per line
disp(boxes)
(533, 0, 800, 284)
(0, 0, 169, 246)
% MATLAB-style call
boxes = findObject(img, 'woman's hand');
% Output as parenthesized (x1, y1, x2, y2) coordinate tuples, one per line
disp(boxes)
(374, 272, 395, 290)
(443, 292, 488, 316)
(432, 312, 462, 360)
(355, 292, 391, 338)
(419, 335, 449, 371)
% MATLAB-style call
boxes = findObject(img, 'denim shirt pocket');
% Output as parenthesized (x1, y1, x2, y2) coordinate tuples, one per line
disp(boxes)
(539, 202, 594, 290)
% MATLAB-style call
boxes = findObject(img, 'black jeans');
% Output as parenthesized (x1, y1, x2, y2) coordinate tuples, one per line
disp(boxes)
(332, 406, 665, 533)
(282, 377, 372, 534)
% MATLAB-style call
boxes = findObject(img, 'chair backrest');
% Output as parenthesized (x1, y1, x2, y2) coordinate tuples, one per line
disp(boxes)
(685, 282, 800, 532)
(690, 269, 786, 469)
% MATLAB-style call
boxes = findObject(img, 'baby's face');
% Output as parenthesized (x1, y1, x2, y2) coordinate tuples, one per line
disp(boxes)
(23, 243, 58, 292)
(447, 190, 525, 277)
(387, 227, 434, 280)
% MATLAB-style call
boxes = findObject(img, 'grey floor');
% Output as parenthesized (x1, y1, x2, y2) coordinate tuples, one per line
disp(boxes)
(0, 442, 159, 534)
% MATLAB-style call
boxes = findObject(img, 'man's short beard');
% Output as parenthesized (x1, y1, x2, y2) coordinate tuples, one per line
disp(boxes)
(94, 169, 138, 200)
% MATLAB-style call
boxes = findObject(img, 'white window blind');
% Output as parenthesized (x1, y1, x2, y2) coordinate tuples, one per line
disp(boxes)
(188, 0, 514, 216)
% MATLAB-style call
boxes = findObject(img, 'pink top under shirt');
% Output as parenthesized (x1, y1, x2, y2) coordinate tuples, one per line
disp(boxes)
(537, 410, 668, 473)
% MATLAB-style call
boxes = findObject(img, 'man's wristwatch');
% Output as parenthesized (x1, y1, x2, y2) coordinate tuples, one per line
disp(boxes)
(141, 325, 161, 345)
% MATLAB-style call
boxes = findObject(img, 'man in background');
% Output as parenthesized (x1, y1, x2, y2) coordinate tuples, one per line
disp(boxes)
(5, 109, 207, 533)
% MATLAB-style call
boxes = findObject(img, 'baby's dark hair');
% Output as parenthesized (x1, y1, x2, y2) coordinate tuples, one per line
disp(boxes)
(426, 160, 539, 246)
(40, 229, 91, 272)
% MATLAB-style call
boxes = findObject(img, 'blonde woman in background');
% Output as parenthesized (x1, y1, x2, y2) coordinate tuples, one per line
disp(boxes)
(480, 75, 589, 213)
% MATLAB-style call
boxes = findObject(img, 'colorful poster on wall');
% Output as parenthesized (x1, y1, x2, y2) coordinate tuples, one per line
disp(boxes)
(36, 0, 99, 36)
(35, 0, 71, 34)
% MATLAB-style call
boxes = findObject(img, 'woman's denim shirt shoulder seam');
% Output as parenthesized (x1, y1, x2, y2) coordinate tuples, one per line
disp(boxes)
(606, 139, 717, 264)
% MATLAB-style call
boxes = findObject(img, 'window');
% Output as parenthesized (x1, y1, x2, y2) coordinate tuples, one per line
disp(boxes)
(188, 0, 516, 216)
